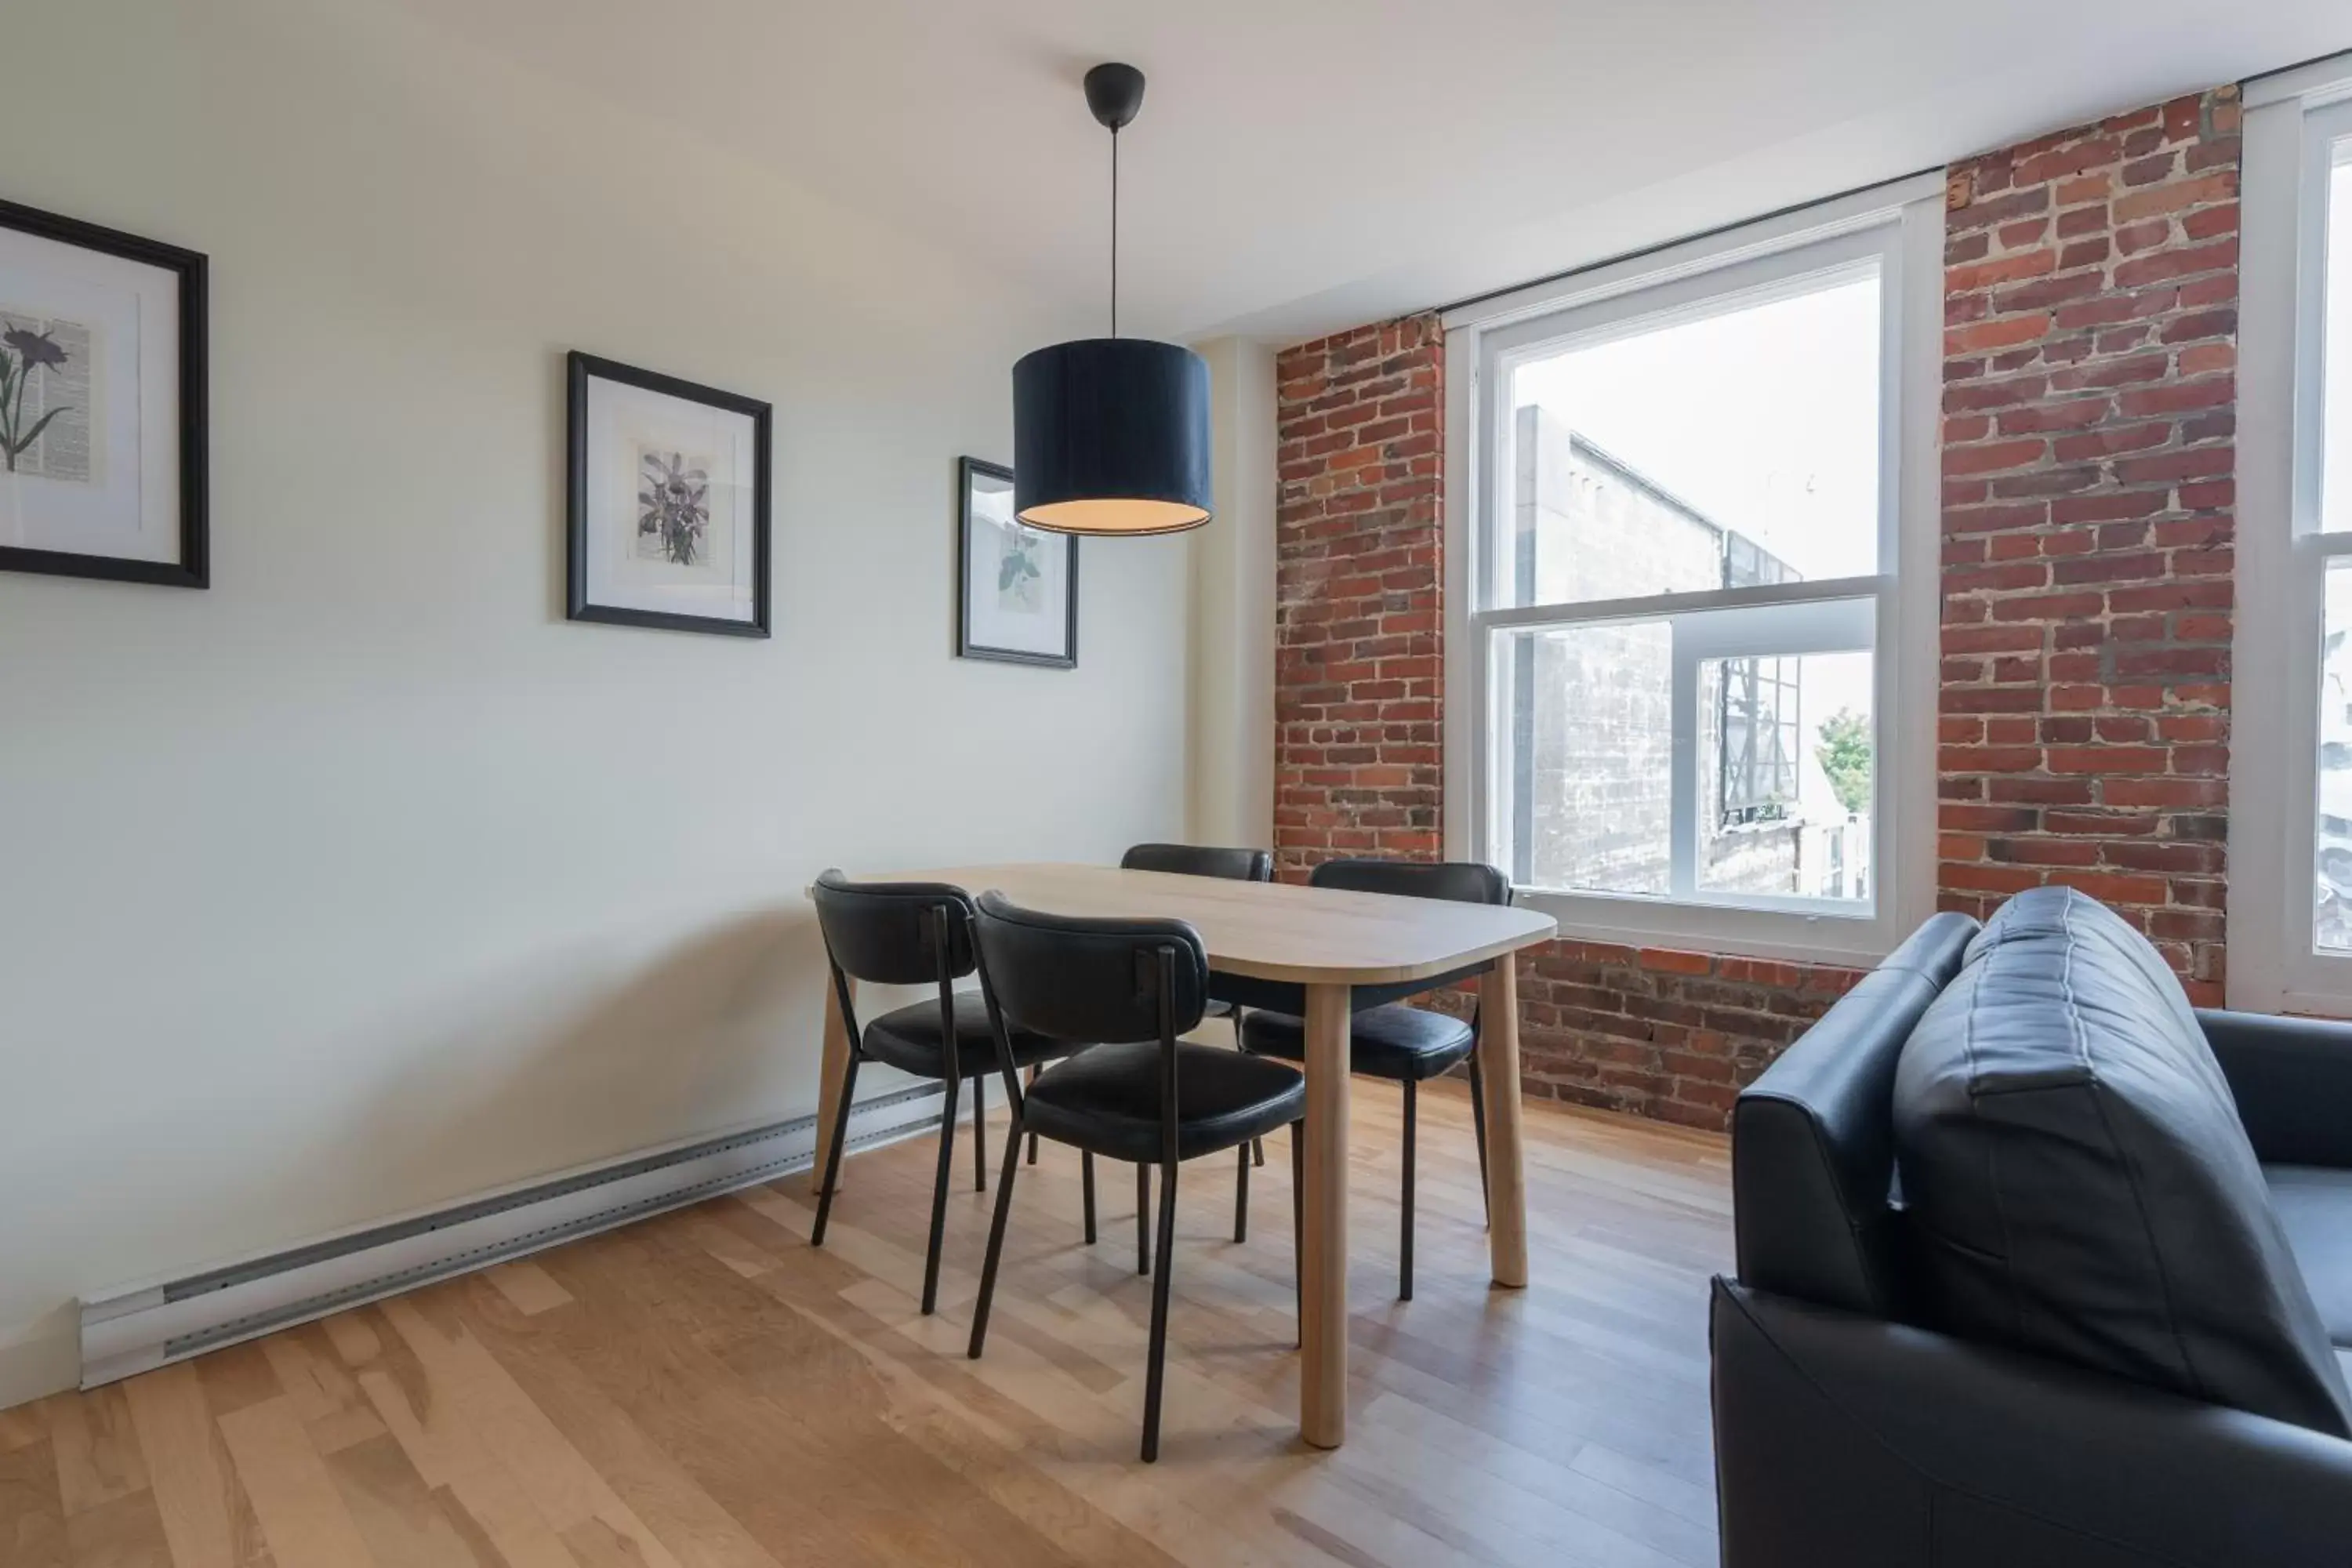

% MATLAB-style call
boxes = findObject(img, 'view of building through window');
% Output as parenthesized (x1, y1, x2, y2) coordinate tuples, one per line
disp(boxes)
(2318, 158, 2352, 951)
(1495, 269, 1880, 908)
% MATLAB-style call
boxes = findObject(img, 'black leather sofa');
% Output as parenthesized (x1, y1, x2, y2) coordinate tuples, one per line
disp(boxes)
(1713, 887, 2352, 1566)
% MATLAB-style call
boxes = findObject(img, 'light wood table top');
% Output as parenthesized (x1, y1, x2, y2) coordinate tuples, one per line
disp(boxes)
(833, 862, 1556, 985)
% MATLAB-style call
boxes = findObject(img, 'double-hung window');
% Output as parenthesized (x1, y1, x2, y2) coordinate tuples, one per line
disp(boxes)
(1443, 184, 1941, 963)
(2233, 60, 2352, 1009)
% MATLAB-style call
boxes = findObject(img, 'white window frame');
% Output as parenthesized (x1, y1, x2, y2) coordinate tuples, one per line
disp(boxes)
(2231, 56, 2352, 1012)
(1441, 179, 1944, 967)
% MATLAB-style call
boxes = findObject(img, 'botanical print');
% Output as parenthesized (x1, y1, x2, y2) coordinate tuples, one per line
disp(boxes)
(0, 310, 94, 484)
(636, 447, 711, 567)
(997, 521, 1045, 614)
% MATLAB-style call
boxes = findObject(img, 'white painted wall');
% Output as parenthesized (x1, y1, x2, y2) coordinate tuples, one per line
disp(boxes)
(0, 0, 1192, 1406)
(1188, 338, 1278, 850)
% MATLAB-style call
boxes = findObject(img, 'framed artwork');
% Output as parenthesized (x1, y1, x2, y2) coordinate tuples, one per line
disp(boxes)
(0, 196, 207, 589)
(957, 456, 1076, 669)
(567, 350, 771, 637)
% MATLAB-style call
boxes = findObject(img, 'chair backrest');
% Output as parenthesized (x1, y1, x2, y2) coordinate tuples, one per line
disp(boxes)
(972, 890, 1208, 1047)
(810, 869, 976, 986)
(1308, 857, 1509, 907)
(1121, 842, 1273, 883)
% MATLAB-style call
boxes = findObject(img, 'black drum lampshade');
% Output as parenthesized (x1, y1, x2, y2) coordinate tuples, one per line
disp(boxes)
(1013, 338, 1210, 536)
(1012, 63, 1214, 539)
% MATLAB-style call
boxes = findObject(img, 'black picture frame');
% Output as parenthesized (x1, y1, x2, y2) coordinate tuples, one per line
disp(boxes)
(566, 350, 772, 638)
(0, 195, 207, 590)
(956, 456, 1077, 670)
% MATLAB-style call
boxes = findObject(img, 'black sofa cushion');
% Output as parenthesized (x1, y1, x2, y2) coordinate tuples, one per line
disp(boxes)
(2268, 1165, 2352, 1348)
(1892, 886, 2352, 1436)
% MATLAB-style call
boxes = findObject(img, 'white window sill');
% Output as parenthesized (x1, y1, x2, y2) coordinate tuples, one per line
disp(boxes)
(1513, 884, 1896, 969)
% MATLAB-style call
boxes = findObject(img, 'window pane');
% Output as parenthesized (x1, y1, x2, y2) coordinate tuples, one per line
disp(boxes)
(1501, 272, 1881, 605)
(1699, 649, 1875, 903)
(1494, 620, 1674, 895)
(2317, 562, 2352, 952)
(2325, 155, 2352, 532)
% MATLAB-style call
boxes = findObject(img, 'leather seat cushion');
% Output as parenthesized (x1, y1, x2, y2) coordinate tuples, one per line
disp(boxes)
(1893, 886, 2352, 1437)
(2268, 1164, 2352, 1346)
(861, 992, 1074, 1079)
(1023, 1041, 1305, 1163)
(1239, 1003, 1473, 1082)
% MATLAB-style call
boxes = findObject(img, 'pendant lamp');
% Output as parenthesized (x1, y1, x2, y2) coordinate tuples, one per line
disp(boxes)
(1012, 63, 1212, 537)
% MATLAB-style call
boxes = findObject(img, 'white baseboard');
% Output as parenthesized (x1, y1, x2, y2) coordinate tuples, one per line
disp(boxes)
(76, 1085, 943, 1391)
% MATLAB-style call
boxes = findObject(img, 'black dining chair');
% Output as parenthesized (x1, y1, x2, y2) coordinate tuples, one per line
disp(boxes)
(964, 891, 1307, 1462)
(808, 869, 1094, 1316)
(1118, 843, 1277, 1207)
(1237, 858, 1508, 1301)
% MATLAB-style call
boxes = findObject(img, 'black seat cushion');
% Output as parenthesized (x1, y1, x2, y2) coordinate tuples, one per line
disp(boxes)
(860, 992, 1073, 1080)
(1022, 1041, 1305, 1163)
(2269, 1165, 2352, 1348)
(1893, 886, 2352, 1436)
(1238, 1002, 1473, 1083)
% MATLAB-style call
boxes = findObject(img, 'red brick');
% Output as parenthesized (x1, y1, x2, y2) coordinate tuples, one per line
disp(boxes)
(1939, 88, 2237, 1000)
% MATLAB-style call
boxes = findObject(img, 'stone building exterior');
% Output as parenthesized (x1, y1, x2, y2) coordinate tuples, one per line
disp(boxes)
(1507, 406, 1842, 898)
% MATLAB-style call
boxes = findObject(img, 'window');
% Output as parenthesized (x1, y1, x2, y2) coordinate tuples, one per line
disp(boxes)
(1443, 186, 1940, 962)
(2232, 65, 2352, 1008)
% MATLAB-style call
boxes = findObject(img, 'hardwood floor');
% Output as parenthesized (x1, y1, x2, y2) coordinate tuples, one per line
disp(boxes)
(0, 1083, 1732, 1568)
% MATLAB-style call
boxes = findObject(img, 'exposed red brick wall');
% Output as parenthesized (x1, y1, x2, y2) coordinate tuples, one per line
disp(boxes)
(1515, 946, 1864, 1130)
(1272, 316, 1445, 877)
(1269, 83, 2245, 1127)
(1938, 88, 2239, 1006)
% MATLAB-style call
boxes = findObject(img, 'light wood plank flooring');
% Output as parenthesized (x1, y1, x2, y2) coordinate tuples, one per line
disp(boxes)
(0, 1083, 1731, 1568)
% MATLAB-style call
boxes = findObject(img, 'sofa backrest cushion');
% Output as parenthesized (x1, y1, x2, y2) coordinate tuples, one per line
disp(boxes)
(1893, 887, 2352, 1436)
(1733, 912, 1980, 1316)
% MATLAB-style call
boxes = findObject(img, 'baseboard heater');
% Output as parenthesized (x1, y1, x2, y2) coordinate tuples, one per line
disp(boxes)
(78, 1084, 943, 1389)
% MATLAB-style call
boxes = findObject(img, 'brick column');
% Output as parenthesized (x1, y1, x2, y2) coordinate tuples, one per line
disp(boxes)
(1939, 88, 2239, 1004)
(1272, 317, 1446, 878)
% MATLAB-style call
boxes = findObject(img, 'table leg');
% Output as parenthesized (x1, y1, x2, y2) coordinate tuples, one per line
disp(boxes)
(1478, 956, 1529, 1288)
(812, 978, 852, 1198)
(1301, 982, 1352, 1449)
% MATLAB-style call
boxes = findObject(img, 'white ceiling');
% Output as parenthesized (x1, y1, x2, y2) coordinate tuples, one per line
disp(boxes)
(394, 0, 2347, 344)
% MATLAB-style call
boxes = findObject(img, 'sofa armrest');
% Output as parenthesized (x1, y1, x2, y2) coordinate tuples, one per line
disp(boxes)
(2198, 1008, 2352, 1167)
(1712, 1278, 2352, 1567)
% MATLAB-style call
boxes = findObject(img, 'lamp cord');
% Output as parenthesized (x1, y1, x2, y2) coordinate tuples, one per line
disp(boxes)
(1109, 126, 1120, 339)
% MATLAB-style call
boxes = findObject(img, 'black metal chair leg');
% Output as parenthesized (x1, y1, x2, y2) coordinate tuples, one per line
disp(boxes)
(810, 1055, 861, 1247)
(966, 1108, 1027, 1359)
(1290, 1121, 1305, 1348)
(1082, 1150, 1097, 1243)
(1025, 1065, 1039, 1164)
(1238, 1011, 1265, 1168)
(1468, 1051, 1490, 1226)
(1136, 1163, 1152, 1276)
(972, 1073, 987, 1192)
(1140, 1157, 1181, 1462)
(1233, 1142, 1250, 1243)
(920, 1072, 961, 1316)
(1400, 1079, 1417, 1302)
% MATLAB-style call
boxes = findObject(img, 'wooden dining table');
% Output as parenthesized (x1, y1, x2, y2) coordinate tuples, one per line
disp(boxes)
(810, 862, 1559, 1450)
